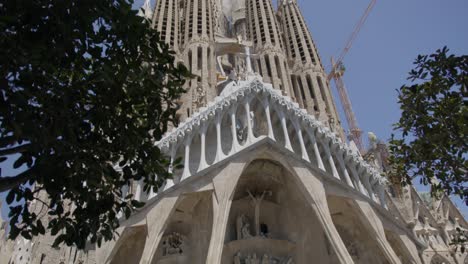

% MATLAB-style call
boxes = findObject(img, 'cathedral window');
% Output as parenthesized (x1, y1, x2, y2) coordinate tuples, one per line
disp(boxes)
(298, 77, 306, 101)
(265, 56, 272, 77)
(188, 50, 193, 72)
(317, 76, 331, 115)
(197, 46, 203, 71)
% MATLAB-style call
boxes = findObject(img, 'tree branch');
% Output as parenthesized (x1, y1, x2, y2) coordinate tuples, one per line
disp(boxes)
(0, 136, 18, 148)
(0, 143, 32, 157)
(0, 169, 36, 193)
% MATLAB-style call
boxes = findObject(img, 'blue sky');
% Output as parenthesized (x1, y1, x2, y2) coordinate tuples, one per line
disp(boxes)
(292, 0, 468, 215)
(1, 0, 467, 219)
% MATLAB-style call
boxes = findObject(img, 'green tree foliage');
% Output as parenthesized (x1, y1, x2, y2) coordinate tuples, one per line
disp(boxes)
(0, 0, 190, 248)
(390, 47, 467, 204)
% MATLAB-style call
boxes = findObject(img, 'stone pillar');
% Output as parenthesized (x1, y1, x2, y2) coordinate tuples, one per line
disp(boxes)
(396, 234, 424, 264)
(291, 165, 355, 264)
(352, 200, 403, 264)
(138, 196, 180, 264)
(206, 162, 247, 263)
(278, 109, 293, 151)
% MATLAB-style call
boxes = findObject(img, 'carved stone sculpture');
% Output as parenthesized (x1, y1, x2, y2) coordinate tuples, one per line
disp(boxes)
(234, 252, 293, 264)
(237, 214, 253, 239)
(242, 222, 253, 239)
(161, 232, 184, 256)
(194, 82, 207, 110)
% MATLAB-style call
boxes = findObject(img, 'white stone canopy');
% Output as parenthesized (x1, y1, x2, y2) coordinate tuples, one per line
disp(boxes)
(151, 77, 389, 207)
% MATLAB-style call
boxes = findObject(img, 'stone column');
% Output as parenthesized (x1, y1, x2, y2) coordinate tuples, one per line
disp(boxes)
(205, 162, 247, 263)
(352, 200, 403, 264)
(277, 108, 293, 151)
(181, 135, 193, 181)
(305, 128, 325, 171)
(262, 98, 275, 140)
(138, 196, 180, 264)
(198, 123, 209, 171)
(396, 234, 423, 264)
(291, 165, 355, 264)
(215, 112, 226, 162)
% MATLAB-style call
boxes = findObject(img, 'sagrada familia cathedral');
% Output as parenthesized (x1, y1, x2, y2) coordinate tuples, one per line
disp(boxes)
(0, 0, 466, 263)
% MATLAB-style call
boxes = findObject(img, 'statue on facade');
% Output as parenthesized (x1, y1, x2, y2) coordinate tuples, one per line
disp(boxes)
(234, 252, 242, 264)
(234, 252, 293, 264)
(161, 232, 184, 256)
(236, 214, 253, 239)
(194, 82, 206, 109)
(247, 190, 272, 236)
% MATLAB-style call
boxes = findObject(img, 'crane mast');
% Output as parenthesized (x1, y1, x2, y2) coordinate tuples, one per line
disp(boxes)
(328, 0, 376, 153)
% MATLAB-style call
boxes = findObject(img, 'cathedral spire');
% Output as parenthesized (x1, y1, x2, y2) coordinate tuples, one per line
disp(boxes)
(137, 0, 153, 20)
(246, 0, 292, 96)
(278, 0, 344, 138)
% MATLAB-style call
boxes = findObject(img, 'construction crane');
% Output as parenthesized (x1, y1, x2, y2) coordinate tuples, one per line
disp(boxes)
(328, 0, 376, 154)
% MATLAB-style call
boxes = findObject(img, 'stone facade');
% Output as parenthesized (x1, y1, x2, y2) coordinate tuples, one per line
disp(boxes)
(1, 0, 466, 264)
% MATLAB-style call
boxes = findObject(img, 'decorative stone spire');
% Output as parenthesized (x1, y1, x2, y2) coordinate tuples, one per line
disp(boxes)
(177, 0, 217, 119)
(137, 0, 153, 20)
(278, 0, 344, 138)
(246, 0, 292, 96)
(152, 0, 179, 51)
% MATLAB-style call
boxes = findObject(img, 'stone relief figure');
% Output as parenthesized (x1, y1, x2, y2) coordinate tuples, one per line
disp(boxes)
(242, 222, 253, 239)
(247, 190, 272, 236)
(161, 232, 184, 257)
(246, 253, 260, 264)
(194, 82, 206, 110)
(236, 214, 253, 239)
(234, 252, 293, 264)
(234, 252, 242, 264)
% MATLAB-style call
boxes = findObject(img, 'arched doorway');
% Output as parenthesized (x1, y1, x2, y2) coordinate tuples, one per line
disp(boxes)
(221, 159, 335, 264)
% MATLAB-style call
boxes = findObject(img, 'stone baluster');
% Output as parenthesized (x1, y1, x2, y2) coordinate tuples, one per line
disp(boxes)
(292, 118, 310, 162)
(347, 161, 367, 195)
(244, 98, 255, 144)
(359, 168, 377, 201)
(135, 179, 143, 201)
(414, 201, 420, 222)
(262, 98, 275, 140)
(148, 186, 157, 200)
(370, 177, 382, 204)
(164, 144, 177, 190)
(375, 183, 387, 209)
(277, 107, 293, 151)
(198, 122, 208, 171)
(321, 138, 340, 180)
(334, 149, 354, 188)
(305, 128, 325, 171)
(181, 136, 193, 181)
(122, 183, 129, 200)
(229, 106, 241, 154)
(215, 112, 226, 162)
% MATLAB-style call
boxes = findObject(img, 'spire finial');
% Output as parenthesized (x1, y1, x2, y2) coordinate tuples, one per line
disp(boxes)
(138, 0, 153, 19)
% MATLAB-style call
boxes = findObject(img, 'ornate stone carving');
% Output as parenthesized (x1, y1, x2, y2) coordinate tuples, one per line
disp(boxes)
(237, 214, 253, 239)
(161, 232, 184, 256)
(194, 82, 207, 110)
(155, 78, 388, 208)
(234, 252, 294, 264)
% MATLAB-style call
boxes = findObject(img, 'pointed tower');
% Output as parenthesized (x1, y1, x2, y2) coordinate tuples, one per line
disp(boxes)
(246, 0, 292, 96)
(278, 0, 343, 137)
(151, 0, 179, 52)
(178, 0, 218, 119)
